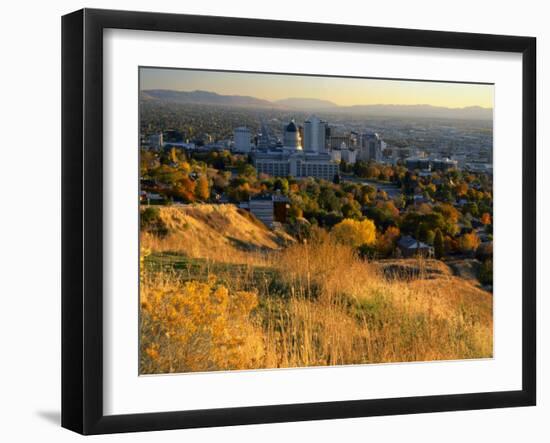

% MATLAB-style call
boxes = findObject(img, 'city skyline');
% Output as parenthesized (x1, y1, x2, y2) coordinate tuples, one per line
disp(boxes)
(140, 67, 494, 109)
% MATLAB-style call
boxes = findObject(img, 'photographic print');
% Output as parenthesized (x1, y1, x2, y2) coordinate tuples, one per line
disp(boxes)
(138, 67, 494, 375)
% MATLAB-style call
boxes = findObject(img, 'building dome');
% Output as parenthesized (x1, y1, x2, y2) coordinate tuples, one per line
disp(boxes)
(283, 119, 302, 151)
(285, 120, 297, 132)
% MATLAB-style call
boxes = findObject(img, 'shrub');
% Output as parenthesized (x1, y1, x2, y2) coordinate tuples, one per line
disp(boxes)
(140, 277, 264, 374)
(140, 207, 169, 238)
(478, 259, 493, 286)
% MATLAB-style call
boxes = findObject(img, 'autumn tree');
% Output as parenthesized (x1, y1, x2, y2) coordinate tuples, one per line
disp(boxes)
(435, 203, 460, 224)
(169, 146, 179, 164)
(376, 226, 400, 257)
(459, 232, 481, 255)
(456, 182, 469, 197)
(481, 212, 492, 225)
(195, 175, 210, 201)
(331, 218, 376, 248)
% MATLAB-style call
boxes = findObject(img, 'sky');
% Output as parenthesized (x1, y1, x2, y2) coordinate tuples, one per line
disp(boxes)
(140, 67, 494, 109)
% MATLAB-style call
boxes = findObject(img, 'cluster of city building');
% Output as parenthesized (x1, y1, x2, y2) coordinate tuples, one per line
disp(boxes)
(145, 114, 494, 180)
(233, 115, 385, 180)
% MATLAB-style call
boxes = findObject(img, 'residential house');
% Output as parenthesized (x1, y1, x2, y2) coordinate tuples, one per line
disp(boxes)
(397, 235, 434, 258)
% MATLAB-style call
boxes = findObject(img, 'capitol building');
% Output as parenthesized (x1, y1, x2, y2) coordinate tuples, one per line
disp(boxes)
(252, 117, 339, 181)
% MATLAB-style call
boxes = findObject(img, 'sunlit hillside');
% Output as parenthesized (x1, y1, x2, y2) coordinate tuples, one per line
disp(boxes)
(140, 205, 493, 374)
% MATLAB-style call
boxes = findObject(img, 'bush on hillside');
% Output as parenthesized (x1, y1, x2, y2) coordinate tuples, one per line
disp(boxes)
(140, 206, 169, 238)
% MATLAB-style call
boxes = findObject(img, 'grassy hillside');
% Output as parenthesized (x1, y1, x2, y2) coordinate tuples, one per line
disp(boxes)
(141, 204, 293, 263)
(140, 205, 493, 374)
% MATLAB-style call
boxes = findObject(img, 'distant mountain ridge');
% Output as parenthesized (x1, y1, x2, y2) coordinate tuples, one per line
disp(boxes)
(141, 89, 493, 120)
(140, 89, 275, 108)
(341, 104, 493, 120)
(274, 97, 338, 109)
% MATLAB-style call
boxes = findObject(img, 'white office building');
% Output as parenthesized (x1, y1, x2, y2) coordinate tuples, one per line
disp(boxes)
(341, 148, 357, 164)
(255, 151, 338, 181)
(233, 127, 252, 153)
(303, 115, 327, 152)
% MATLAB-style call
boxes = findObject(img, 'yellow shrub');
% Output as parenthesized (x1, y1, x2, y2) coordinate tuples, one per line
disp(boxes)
(140, 276, 264, 374)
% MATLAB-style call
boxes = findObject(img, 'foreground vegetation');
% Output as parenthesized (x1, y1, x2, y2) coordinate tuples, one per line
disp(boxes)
(140, 206, 492, 374)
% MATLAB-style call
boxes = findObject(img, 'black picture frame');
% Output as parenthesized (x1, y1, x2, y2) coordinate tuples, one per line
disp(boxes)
(62, 8, 536, 435)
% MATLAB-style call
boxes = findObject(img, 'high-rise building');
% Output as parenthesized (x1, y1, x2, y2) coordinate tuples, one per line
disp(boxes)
(358, 132, 383, 161)
(233, 127, 252, 152)
(341, 148, 357, 164)
(257, 121, 270, 149)
(328, 134, 351, 150)
(303, 115, 327, 152)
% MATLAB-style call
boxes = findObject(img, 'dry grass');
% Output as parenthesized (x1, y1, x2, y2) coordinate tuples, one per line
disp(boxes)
(141, 204, 292, 265)
(139, 205, 493, 374)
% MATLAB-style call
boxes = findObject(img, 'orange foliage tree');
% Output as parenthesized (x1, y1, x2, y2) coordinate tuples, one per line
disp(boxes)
(459, 232, 481, 254)
(481, 212, 492, 225)
(376, 226, 400, 257)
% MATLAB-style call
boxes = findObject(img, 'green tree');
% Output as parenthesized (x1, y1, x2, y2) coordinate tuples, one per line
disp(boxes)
(478, 259, 493, 285)
(434, 228, 445, 259)
(341, 199, 362, 219)
(274, 177, 289, 195)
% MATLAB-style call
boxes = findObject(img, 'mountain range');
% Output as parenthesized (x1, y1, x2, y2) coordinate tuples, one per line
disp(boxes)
(140, 89, 493, 120)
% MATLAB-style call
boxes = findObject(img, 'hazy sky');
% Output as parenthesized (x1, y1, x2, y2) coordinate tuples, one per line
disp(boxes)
(140, 67, 494, 109)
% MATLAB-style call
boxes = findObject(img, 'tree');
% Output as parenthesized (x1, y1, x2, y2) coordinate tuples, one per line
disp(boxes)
(459, 232, 481, 255)
(481, 212, 492, 225)
(319, 188, 342, 213)
(425, 229, 436, 246)
(238, 163, 257, 179)
(331, 218, 376, 248)
(195, 175, 210, 201)
(434, 228, 445, 259)
(456, 182, 468, 197)
(435, 203, 460, 224)
(273, 177, 289, 195)
(478, 259, 493, 285)
(169, 146, 179, 164)
(462, 202, 479, 217)
(376, 226, 400, 257)
(341, 199, 362, 219)
(288, 205, 303, 219)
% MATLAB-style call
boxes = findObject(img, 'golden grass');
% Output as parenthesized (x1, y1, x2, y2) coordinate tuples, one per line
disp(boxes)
(140, 215, 493, 373)
(141, 204, 292, 265)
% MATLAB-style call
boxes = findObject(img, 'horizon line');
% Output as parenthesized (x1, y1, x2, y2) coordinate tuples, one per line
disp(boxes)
(140, 88, 494, 111)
